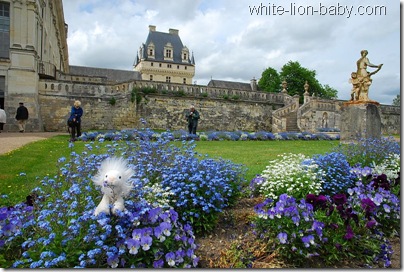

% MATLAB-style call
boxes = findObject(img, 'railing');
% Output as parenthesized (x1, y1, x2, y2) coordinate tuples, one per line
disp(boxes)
(38, 61, 56, 79)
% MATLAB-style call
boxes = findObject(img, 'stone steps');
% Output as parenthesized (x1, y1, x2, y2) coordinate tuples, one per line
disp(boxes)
(285, 112, 299, 132)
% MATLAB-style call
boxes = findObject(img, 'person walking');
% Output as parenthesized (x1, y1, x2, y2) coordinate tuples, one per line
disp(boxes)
(0, 106, 6, 133)
(68, 100, 83, 141)
(185, 105, 200, 135)
(15, 102, 29, 132)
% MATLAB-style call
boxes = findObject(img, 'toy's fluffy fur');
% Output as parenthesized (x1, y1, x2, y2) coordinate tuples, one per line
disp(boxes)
(92, 157, 134, 215)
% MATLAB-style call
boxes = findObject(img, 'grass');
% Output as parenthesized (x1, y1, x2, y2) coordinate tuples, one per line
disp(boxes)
(0, 136, 338, 207)
(193, 141, 339, 181)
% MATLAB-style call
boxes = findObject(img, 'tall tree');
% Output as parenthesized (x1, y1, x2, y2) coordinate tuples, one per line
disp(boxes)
(392, 94, 400, 106)
(280, 61, 323, 98)
(258, 61, 338, 102)
(322, 84, 338, 100)
(258, 67, 281, 92)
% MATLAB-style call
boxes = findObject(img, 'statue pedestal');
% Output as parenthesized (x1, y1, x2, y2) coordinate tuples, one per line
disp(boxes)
(340, 101, 381, 143)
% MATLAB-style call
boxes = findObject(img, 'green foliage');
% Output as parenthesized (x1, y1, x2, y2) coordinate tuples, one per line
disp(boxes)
(174, 90, 186, 97)
(322, 84, 338, 99)
(131, 87, 142, 104)
(108, 97, 116, 106)
(231, 95, 240, 100)
(259, 61, 338, 102)
(140, 87, 158, 95)
(131, 87, 157, 104)
(200, 92, 208, 98)
(281, 61, 333, 101)
(258, 67, 281, 92)
(392, 94, 400, 106)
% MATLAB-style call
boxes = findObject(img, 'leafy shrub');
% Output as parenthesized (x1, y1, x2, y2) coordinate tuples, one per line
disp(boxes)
(109, 97, 116, 106)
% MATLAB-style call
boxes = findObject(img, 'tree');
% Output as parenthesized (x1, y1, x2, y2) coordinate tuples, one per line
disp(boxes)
(258, 67, 281, 92)
(322, 84, 338, 100)
(258, 61, 338, 102)
(280, 61, 321, 97)
(392, 94, 400, 106)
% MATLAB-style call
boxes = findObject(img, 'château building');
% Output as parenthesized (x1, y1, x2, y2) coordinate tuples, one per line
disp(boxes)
(0, 1, 399, 135)
(0, 0, 69, 112)
(133, 25, 195, 84)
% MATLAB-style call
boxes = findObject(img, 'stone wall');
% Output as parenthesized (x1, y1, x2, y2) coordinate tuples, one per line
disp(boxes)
(137, 95, 274, 132)
(380, 105, 401, 135)
(5, 76, 399, 135)
(37, 79, 138, 132)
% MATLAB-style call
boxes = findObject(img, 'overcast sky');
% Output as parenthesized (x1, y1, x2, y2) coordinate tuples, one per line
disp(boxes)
(62, 0, 400, 105)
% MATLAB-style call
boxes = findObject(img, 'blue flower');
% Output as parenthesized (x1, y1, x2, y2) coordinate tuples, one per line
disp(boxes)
(277, 232, 288, 244)
(165, 252, 176, 267)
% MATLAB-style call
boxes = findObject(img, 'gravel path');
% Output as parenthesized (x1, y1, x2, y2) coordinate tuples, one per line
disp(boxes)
(0, 132, 65, 155)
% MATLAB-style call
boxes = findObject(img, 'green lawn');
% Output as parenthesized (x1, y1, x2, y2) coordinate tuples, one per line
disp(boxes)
(0, 136, 338, 206)
(193, 140, 339, 181)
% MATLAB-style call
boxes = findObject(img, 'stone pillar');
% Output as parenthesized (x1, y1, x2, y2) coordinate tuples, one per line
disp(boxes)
(303, 81, 310, 104)
(250, 77, 257, 91)
(340, 101, 381, 143)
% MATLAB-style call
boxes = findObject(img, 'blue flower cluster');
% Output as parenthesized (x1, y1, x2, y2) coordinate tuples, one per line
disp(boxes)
(121, 137, 245, 232)
(78, 129, 339, 142)
(0, 131, 244, 267)
(334, 137, 400, 167)
(312, 152, 357, 195)
(253, 194, 326, 265)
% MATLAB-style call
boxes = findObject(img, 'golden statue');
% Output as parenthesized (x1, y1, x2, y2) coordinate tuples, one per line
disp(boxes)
(350, 50, 383, 102)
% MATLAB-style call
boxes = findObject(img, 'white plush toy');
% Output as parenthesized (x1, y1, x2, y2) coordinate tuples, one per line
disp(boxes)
(92, 157, 135, 216)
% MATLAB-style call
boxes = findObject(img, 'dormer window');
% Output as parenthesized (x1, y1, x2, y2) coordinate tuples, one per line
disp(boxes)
(164, 42, 173, 61)
(181, 46, 189, 63)
(147, 42, 155, 59)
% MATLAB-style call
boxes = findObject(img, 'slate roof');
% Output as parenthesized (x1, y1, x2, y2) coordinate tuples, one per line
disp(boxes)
(69, 66, 141, 82)
(207, 79, 253, 91)
(135, 28, 194, 65)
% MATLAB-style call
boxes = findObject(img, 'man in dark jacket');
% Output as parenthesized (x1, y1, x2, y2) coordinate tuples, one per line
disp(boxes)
(185, 105, 200, 135)
(15, 102, 29, 132)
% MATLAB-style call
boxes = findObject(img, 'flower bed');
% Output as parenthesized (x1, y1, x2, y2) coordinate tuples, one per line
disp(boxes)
(0, 134, 244, 268)
(0, 130, 399, 268)
(250, 137, 400, 267)
(78, 129, 340, 142)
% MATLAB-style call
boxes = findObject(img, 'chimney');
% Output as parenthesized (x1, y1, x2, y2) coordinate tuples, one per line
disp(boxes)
(169, 28, 179, 35)
(250, 77, 257, 91)
(149, 25, 156, 32)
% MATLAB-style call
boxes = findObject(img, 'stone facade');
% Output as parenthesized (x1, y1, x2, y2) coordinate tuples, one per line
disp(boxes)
(1, 0, 69, 130)
(5, 72, 396, 135)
